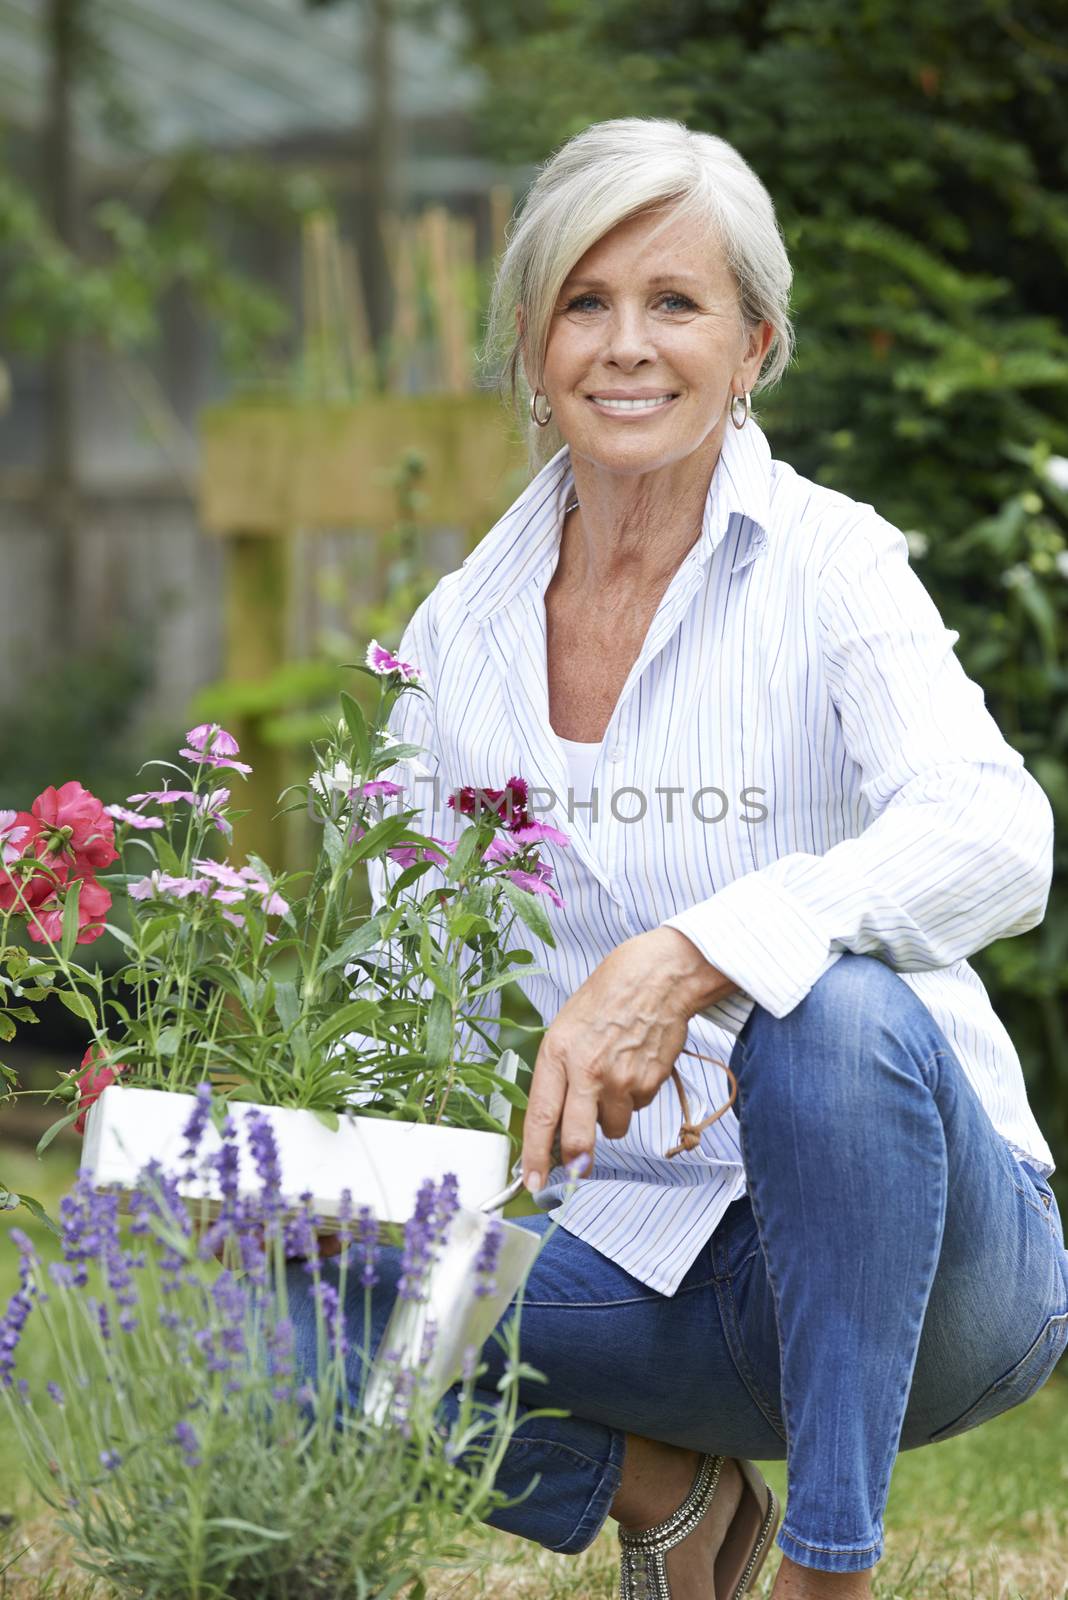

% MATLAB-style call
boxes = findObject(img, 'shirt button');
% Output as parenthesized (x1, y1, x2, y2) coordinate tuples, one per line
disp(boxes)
(608, 745, 625, 763)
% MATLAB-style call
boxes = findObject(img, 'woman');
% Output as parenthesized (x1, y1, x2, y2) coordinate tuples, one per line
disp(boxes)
(289, 118, 1067, 1599)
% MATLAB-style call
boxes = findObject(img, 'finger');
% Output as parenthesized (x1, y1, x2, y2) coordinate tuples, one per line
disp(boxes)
(559, 1077, 601, 1173)
(598, 1087, 635, 1142)
(522, 1051, 568, 1194)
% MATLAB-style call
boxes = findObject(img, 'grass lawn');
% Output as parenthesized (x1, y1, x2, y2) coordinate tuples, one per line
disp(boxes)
(1, 1142, 1066, 1599)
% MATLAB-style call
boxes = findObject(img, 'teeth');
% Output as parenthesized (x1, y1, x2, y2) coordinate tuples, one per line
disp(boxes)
(593, 395, 675, 411)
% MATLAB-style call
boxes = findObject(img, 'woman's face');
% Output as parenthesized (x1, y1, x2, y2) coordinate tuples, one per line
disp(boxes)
(533, 206, 771, 478)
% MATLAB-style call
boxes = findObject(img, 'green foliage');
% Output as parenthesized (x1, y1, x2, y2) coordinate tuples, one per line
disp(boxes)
(0, 636, 158, 816)
(457, 0, 1068, 1186)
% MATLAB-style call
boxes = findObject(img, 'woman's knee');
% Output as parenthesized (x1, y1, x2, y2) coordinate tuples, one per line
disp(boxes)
(735, 954, 940, 1125)
(754, 954, 909, 1041)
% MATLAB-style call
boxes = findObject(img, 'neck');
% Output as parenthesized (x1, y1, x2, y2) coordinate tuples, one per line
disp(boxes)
(561, 423, 726, 596)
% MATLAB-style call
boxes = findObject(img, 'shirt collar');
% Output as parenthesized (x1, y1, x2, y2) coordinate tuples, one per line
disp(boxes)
(458, 416, 773, 622)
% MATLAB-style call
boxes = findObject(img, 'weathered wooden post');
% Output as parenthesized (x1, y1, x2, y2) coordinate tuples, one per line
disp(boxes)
(198, 394, 526, 865)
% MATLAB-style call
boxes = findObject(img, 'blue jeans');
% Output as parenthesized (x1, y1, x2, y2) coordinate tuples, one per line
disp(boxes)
(286, 955, 1068, 1574)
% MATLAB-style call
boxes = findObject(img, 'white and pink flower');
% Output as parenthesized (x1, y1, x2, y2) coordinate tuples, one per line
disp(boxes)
(179, 724, 252, 776)
(0, 810, 30, 866)
(365, 640, 422, 683)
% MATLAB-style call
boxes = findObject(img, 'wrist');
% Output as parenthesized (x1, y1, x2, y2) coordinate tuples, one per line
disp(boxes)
(651, 926, 737, 1014)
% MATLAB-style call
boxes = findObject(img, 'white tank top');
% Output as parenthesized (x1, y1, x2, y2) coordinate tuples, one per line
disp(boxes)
(557, 734, 601, 818)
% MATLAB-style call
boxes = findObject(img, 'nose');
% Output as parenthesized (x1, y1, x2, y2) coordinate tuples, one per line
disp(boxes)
(601, 301, 657, 369)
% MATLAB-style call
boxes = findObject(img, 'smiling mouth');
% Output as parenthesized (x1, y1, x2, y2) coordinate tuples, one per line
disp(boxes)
(588, 390, 681, 409)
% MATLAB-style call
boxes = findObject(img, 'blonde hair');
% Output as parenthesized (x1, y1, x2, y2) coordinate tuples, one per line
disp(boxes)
(482, 117, 794, 471)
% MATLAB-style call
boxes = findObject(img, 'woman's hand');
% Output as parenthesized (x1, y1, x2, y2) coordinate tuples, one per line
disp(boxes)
(520, 927, 735, 1192)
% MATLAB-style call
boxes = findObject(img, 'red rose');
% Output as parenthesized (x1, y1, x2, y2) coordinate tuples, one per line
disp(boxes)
(73, 1042, 124, 1135)
(27, 875, 112, 947)
(26, 783, 118, 876)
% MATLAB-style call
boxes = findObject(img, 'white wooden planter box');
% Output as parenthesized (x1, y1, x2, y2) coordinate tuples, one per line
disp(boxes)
(81, 1084, 512, 1226)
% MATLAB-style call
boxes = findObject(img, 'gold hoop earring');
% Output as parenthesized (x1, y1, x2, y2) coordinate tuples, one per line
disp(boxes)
(530, 390, 553, 428)
(730, 391, 751, 430)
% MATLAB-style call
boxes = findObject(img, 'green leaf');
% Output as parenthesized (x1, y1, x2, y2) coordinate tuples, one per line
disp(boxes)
(418, 921, 453, 998)
(11, 1191, 60, 1236)
(273, 980, 300, 1033)
(35, 1105, 84, 1156)
(156, 1025, 181, 1057)
(346, 813, 423, 864)
(469, 964, 546, 997)
(389, 860, 434, 895)
(339, 690, 371, 770)
(200, 1517, 289, 1542)
(501, 879, 555, 948)
(445, 825, 479, 883)
(60, 878, 83, 961)
(317, 915, 385, 974)
(311, 1108, 339, 1133)
(102, 921, 140, 955)
(450, 912, 494, 940)
(322, 817, 344, 871)
(308, 999, 379, 1051)
(0, 1015, 15, 1043)
(56, 988, 97, 1023)
(425, 991, 453, 1071)
(154, 835, 183, 876)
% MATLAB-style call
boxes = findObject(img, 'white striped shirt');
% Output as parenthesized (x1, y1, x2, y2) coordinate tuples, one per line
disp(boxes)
(371, 418, 1055, 1295)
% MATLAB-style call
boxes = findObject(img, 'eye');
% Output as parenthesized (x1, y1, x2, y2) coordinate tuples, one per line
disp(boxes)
(561, 290, 698, 314)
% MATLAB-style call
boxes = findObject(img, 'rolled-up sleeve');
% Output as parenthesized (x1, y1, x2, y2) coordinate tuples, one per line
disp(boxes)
(662, 513, 1054, 1020)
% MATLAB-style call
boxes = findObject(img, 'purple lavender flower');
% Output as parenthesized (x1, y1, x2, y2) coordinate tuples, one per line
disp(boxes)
(397, 1176, 460, 1303)
(473, 1219, 504, 1299)
(433, 1174, 460, 1243)
(9, 1228, 37, 1264)
(284, 1193, 319, 1270)
(48, 1262, 75, 1288)
(181, 1082, 214, 1174)
(47, 1381, 65, 1407)
(99, 1449, 122, 1473)
(419, 1317, 437, 1365)
(356, 1206, 379, 1289)
(245, 1110, 283, 1215)
(234, 1196, 268, 1284)
(397, 1179, 438, 1303)
(211, 1271, 247, 1359)
(196, 1119, 243, 1264)
(266, 1316, 294, 1401)
(0, 1289, 34, 1389)
(193, 1327, 229, 1376)
(215, 1118, 240, 1205)
(337, 1188, 354, 1250)
(388, 1363, 416, 1437)
(96, 1301, 111, 1343)
(313, 1280, 347, 1362)
(59, 1177, 121, 1288)
(173, 1419, 201, 1469)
